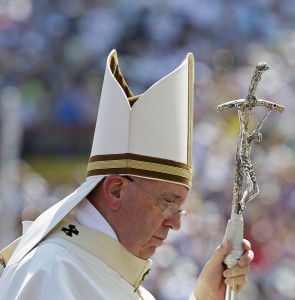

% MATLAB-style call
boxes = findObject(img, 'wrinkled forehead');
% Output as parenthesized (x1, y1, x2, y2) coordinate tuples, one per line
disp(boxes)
(133, 175, 189, 198)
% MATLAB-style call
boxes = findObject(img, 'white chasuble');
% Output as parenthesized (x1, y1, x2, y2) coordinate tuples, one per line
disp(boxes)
(0, 215, 197, 300)
(0, 218, 154, 300)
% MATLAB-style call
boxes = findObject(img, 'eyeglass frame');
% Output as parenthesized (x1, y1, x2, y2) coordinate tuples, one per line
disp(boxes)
(124, 176, 187, 220)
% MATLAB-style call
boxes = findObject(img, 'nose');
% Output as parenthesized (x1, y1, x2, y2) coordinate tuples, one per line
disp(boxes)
(162, 213, 182, 231)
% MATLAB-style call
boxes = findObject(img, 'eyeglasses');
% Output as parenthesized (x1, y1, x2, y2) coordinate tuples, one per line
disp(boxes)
(125, 176, 187, 220)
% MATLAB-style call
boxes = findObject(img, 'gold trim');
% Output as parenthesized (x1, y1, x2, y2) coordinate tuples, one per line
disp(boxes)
(87, 168, 191, 187)
(109, 50, 141, 107)
(186, 52, 194, 168)
(109, 51, 133, 99)
(89, 153, 191, 170)
(87, 153, 192, 187)
(0, 256, 6, 268)
(87, 159, 191, 179)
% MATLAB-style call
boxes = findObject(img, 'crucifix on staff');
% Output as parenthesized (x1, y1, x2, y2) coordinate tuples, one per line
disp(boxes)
(217, 62, 284, 300)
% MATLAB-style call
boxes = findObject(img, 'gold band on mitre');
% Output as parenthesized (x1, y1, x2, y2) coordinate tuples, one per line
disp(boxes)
(87, 153, 192, 188)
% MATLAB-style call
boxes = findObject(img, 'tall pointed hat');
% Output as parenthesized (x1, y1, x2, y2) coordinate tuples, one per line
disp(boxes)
(7, 50, 195, 266)
(88, 50, 194, 188)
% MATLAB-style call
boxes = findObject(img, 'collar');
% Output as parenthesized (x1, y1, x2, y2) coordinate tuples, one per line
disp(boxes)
(74, 198, 118, 240)
(49, 217, 152, 291)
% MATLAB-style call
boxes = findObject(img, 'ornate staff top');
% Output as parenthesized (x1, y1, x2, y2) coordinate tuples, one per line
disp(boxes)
(217, 62, 284, 214)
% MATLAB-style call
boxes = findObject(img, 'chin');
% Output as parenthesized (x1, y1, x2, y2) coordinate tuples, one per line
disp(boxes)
(140, 247, 157, 260)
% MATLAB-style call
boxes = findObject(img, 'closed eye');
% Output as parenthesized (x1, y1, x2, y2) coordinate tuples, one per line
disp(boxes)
(161, 198, 174, 205)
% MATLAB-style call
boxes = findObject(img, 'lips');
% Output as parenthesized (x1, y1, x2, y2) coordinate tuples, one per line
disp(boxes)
(153, 236, 166, 246)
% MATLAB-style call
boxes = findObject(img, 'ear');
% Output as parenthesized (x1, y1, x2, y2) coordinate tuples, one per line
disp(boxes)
(102, 175, 126, 211)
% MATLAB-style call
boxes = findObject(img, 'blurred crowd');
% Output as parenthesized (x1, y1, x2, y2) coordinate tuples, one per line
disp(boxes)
(0, 0, 295, 299)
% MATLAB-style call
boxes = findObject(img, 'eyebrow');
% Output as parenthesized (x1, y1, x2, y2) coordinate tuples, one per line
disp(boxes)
(159, 193, 181, 200)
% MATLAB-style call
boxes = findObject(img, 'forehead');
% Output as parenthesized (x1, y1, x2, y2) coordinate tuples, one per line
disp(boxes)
(137, 177, 189, 199)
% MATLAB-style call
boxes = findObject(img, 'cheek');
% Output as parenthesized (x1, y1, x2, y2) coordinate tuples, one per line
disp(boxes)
(127, 193, 158, 227)
(122, 192, 163, 240)
(129, 206, 163, 247)
(133, 207, 160, 237)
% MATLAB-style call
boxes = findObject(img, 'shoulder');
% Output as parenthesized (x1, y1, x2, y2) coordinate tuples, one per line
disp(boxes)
(21, 237, 76, 267)
(0, 240, 76, 300)
(1, 237, 103, 300)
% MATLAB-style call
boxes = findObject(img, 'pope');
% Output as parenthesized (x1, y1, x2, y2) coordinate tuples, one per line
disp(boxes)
(0, 50, 253, 300)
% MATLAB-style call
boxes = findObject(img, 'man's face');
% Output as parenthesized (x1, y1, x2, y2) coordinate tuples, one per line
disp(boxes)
(114, 177, 188, 260)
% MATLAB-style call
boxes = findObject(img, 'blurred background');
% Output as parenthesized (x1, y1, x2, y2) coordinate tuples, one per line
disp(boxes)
(0, 0, 294, 299)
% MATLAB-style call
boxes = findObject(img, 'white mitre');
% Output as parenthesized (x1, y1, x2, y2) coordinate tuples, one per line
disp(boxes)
(7, 50, 195, 267)
(88, 50, 194, 187)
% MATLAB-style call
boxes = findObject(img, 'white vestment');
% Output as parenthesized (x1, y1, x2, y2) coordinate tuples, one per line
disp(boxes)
(0, 200, 197, 300)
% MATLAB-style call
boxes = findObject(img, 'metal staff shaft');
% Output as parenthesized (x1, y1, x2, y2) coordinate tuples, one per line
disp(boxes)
(217, 62, 284, 300)
(223, 213, 244, 299)
(225, 285, 237, 300)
